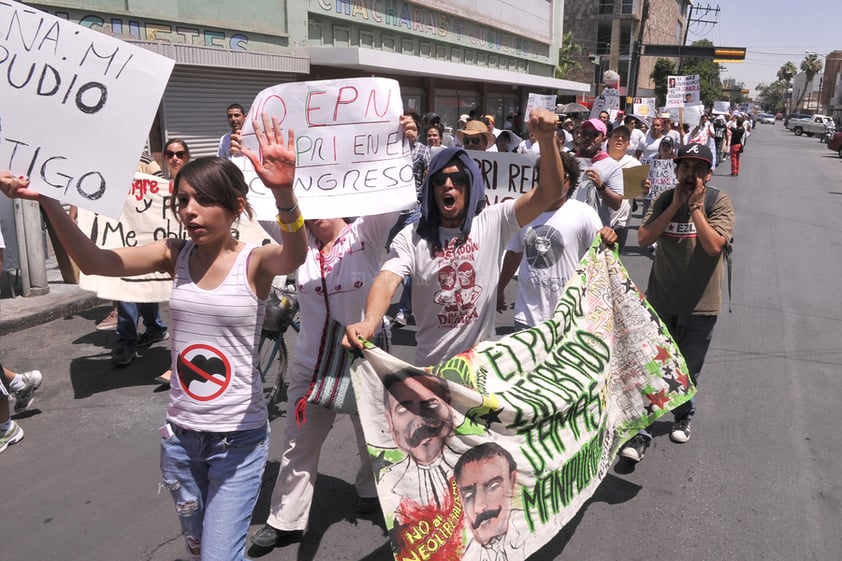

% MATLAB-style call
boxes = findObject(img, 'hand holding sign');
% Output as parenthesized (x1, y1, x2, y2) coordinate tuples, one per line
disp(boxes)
(0, 171, 38, 201)
(241, 113, 297, 192)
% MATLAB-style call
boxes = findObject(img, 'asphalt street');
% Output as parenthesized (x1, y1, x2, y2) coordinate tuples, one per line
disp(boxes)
(1, 122, 841, 561)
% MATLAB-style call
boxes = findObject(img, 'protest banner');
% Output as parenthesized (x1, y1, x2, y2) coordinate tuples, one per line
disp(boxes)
(525, 93, 557, 122)
(633, 97, 657, 121)
(77, 173, 272, 302)
(590, 90, 620, 120)
(0, 0, 174, 218)
(352, 239, 694, 561)
(666, 74, 700, 108)
(429, 148, 539, 207)
(640, 158, 676, 201)
(682, 103, 705, 128)
(238, 78, 417, 220)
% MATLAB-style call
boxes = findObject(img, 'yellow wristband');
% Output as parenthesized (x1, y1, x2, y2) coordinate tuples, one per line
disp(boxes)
(276, 213, 304, 233)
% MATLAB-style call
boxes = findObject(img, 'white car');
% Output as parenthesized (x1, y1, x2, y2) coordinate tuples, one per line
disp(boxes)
(757, 113, 776, 124)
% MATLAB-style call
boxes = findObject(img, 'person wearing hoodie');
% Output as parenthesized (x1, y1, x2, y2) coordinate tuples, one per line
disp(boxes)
(344, 108, 565, 366)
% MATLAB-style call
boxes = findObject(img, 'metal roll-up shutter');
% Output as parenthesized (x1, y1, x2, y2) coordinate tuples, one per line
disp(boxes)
(161, 66, 295, 158)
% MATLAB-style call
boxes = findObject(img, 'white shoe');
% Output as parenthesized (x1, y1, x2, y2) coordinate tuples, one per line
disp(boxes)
(14, 370, 42, 414)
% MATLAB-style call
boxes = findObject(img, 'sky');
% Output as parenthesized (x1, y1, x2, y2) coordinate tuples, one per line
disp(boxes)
(685, 0, 842, 95)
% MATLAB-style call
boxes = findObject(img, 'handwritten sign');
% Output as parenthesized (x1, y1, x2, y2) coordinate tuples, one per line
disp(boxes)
(525, 93, 556, 122)
(77, 173, 272, 301)
(238, 78, 417, 220)
(666, 74, 700, 108)
(352, 240, 694, 560)
(641, 158, 676, 201)
(0, 0, 174, 218)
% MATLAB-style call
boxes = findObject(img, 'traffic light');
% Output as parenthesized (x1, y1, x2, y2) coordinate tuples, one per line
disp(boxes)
(713, 48, 747, 63)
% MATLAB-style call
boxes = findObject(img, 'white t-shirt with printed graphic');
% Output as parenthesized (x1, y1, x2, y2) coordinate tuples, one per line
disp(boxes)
(383, 201, 520, 366)
(506, 200, 602, 326)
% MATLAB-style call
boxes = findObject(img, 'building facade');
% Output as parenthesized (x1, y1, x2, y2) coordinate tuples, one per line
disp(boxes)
(29, 0, 588, 162)
(562, 0, 691, 99)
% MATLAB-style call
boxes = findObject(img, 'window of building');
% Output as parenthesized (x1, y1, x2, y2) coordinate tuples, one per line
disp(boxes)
(599, 0, 614, 15)
(621, 0, 634, 14)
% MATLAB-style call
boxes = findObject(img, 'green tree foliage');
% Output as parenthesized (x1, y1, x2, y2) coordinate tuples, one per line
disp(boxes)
(555, 32, 583, 78)
(650, 58, 676, 107)
(678, 39, 722, 108)
(755, 81, 788, 113)
(777, 61, 797, 85)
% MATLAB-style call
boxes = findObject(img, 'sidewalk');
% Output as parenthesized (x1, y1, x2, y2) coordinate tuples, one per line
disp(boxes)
(0, 256, 104, 336)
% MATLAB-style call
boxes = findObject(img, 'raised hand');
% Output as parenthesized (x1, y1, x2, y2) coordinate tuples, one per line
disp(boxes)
(242, 112, 297, 191)
(527, 108, 558, 143)
(0, 171, 39, 201)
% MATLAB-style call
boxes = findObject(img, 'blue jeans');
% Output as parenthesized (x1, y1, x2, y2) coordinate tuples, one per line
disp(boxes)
(116, 301, 167, 349)
(640, 313, 717, 441)
(160, 423, 269, 561)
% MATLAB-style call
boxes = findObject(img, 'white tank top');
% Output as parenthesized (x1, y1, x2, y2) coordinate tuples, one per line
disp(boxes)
(166, 241, 267, 432)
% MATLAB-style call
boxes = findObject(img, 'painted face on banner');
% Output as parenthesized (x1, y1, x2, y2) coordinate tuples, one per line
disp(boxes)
(458, 454, 517, 546)
(385, 375, 454, 466)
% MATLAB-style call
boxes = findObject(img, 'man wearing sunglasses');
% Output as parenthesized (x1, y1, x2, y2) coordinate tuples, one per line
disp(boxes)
(344, 109, 566, 366)
(456, 120, 497, 152)
(572, 118, 623, 228)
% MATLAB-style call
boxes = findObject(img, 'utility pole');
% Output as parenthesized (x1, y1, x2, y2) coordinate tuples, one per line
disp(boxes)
(683, 3, 720, 46)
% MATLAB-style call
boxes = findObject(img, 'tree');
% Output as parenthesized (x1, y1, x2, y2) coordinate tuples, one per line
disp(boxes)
(650, 58, 676, 107)
(678, 39, 722, 108)
(777, 61, 797, 112)
(555, 32, 583, 78)
(755, 81, 788, 113)
(794, 53, 823, 111)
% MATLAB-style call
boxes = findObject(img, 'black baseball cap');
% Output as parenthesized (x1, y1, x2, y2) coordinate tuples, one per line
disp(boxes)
(423, 112, 440, 123)
(674, 143, 713, 166)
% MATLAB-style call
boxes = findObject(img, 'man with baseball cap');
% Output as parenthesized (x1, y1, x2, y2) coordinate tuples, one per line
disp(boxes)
(571, 118, 623, 227)
(620, 142, 735, 462)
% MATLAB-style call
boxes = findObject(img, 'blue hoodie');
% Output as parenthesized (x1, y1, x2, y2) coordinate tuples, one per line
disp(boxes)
(417, 147, 486, 255)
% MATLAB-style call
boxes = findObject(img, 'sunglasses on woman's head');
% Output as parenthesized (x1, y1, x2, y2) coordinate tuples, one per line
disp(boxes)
(166, 150, 187, 159)
(430, 170, 469, 187)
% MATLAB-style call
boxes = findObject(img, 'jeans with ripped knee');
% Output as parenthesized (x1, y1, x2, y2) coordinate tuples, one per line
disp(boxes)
(160, 423, 269, 561)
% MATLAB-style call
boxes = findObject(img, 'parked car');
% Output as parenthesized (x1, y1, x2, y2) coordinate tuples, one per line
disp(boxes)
(791, 114, 833, 137)
(757, 113, 776, 124)
(828, 130, 842, 158)
(775, 112, 784, 120)
(784, 113, 811, 128)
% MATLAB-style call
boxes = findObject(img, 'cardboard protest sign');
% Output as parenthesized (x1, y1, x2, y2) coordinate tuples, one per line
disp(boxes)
(429, 148, 539, 207)
(525, 93, 556, 122)
(640, 158, 676, 201)
(622, 164, 650, 199)
(77, 173, 273, 302)
(633, 97, 657, 121)
(352, 240, 694, 561)
(666, 75, 700, 108)
(0, 0, 174, 218)
(238, 78, 417, 220)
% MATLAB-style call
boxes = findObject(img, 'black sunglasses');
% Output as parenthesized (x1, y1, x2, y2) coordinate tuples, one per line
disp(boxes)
(430, 170, 469, 187)
(165, 150, 187, 159)
(462, 136, 485, 146)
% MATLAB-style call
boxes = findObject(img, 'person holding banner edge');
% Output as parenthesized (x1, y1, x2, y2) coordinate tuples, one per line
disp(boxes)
(0, 114, 307, 561)
(344, 108, 566, 366)
(620, 142, 735, 462)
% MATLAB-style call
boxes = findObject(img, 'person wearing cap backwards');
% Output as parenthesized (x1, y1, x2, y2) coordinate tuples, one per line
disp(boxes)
(620, 142, 735, 463)
(343, 109, 566, 366)
(571, 118, 624, 228)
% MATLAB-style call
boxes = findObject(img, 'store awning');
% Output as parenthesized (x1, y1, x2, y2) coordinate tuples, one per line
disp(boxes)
(303, 46, 589, 94)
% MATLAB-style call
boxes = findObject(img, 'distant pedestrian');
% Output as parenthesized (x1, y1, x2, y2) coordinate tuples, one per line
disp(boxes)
(620, 143, 735, 462)
(729, 118, 747, 176)
(217, 103, 246, 159)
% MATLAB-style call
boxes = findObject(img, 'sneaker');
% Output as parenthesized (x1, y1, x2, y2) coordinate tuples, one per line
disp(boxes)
(394, 310, 408, 328)
(0, 421, 24, 453)
(95, 308, 118, 331)
(13, 370, 42, 414)
(670, 418, 692, 443)
(251, 524, 303, 548)
(111, 347, 138, 366)
(620, 434, 649, 463)
(137, 330, 169, 348)
(356, 496, 380, 514)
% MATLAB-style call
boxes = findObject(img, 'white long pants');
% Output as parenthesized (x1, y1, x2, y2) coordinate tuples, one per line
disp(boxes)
(265, 360, 376, 531)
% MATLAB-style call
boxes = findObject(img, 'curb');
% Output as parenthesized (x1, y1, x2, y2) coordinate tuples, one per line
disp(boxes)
(0, 293, 106, 336)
